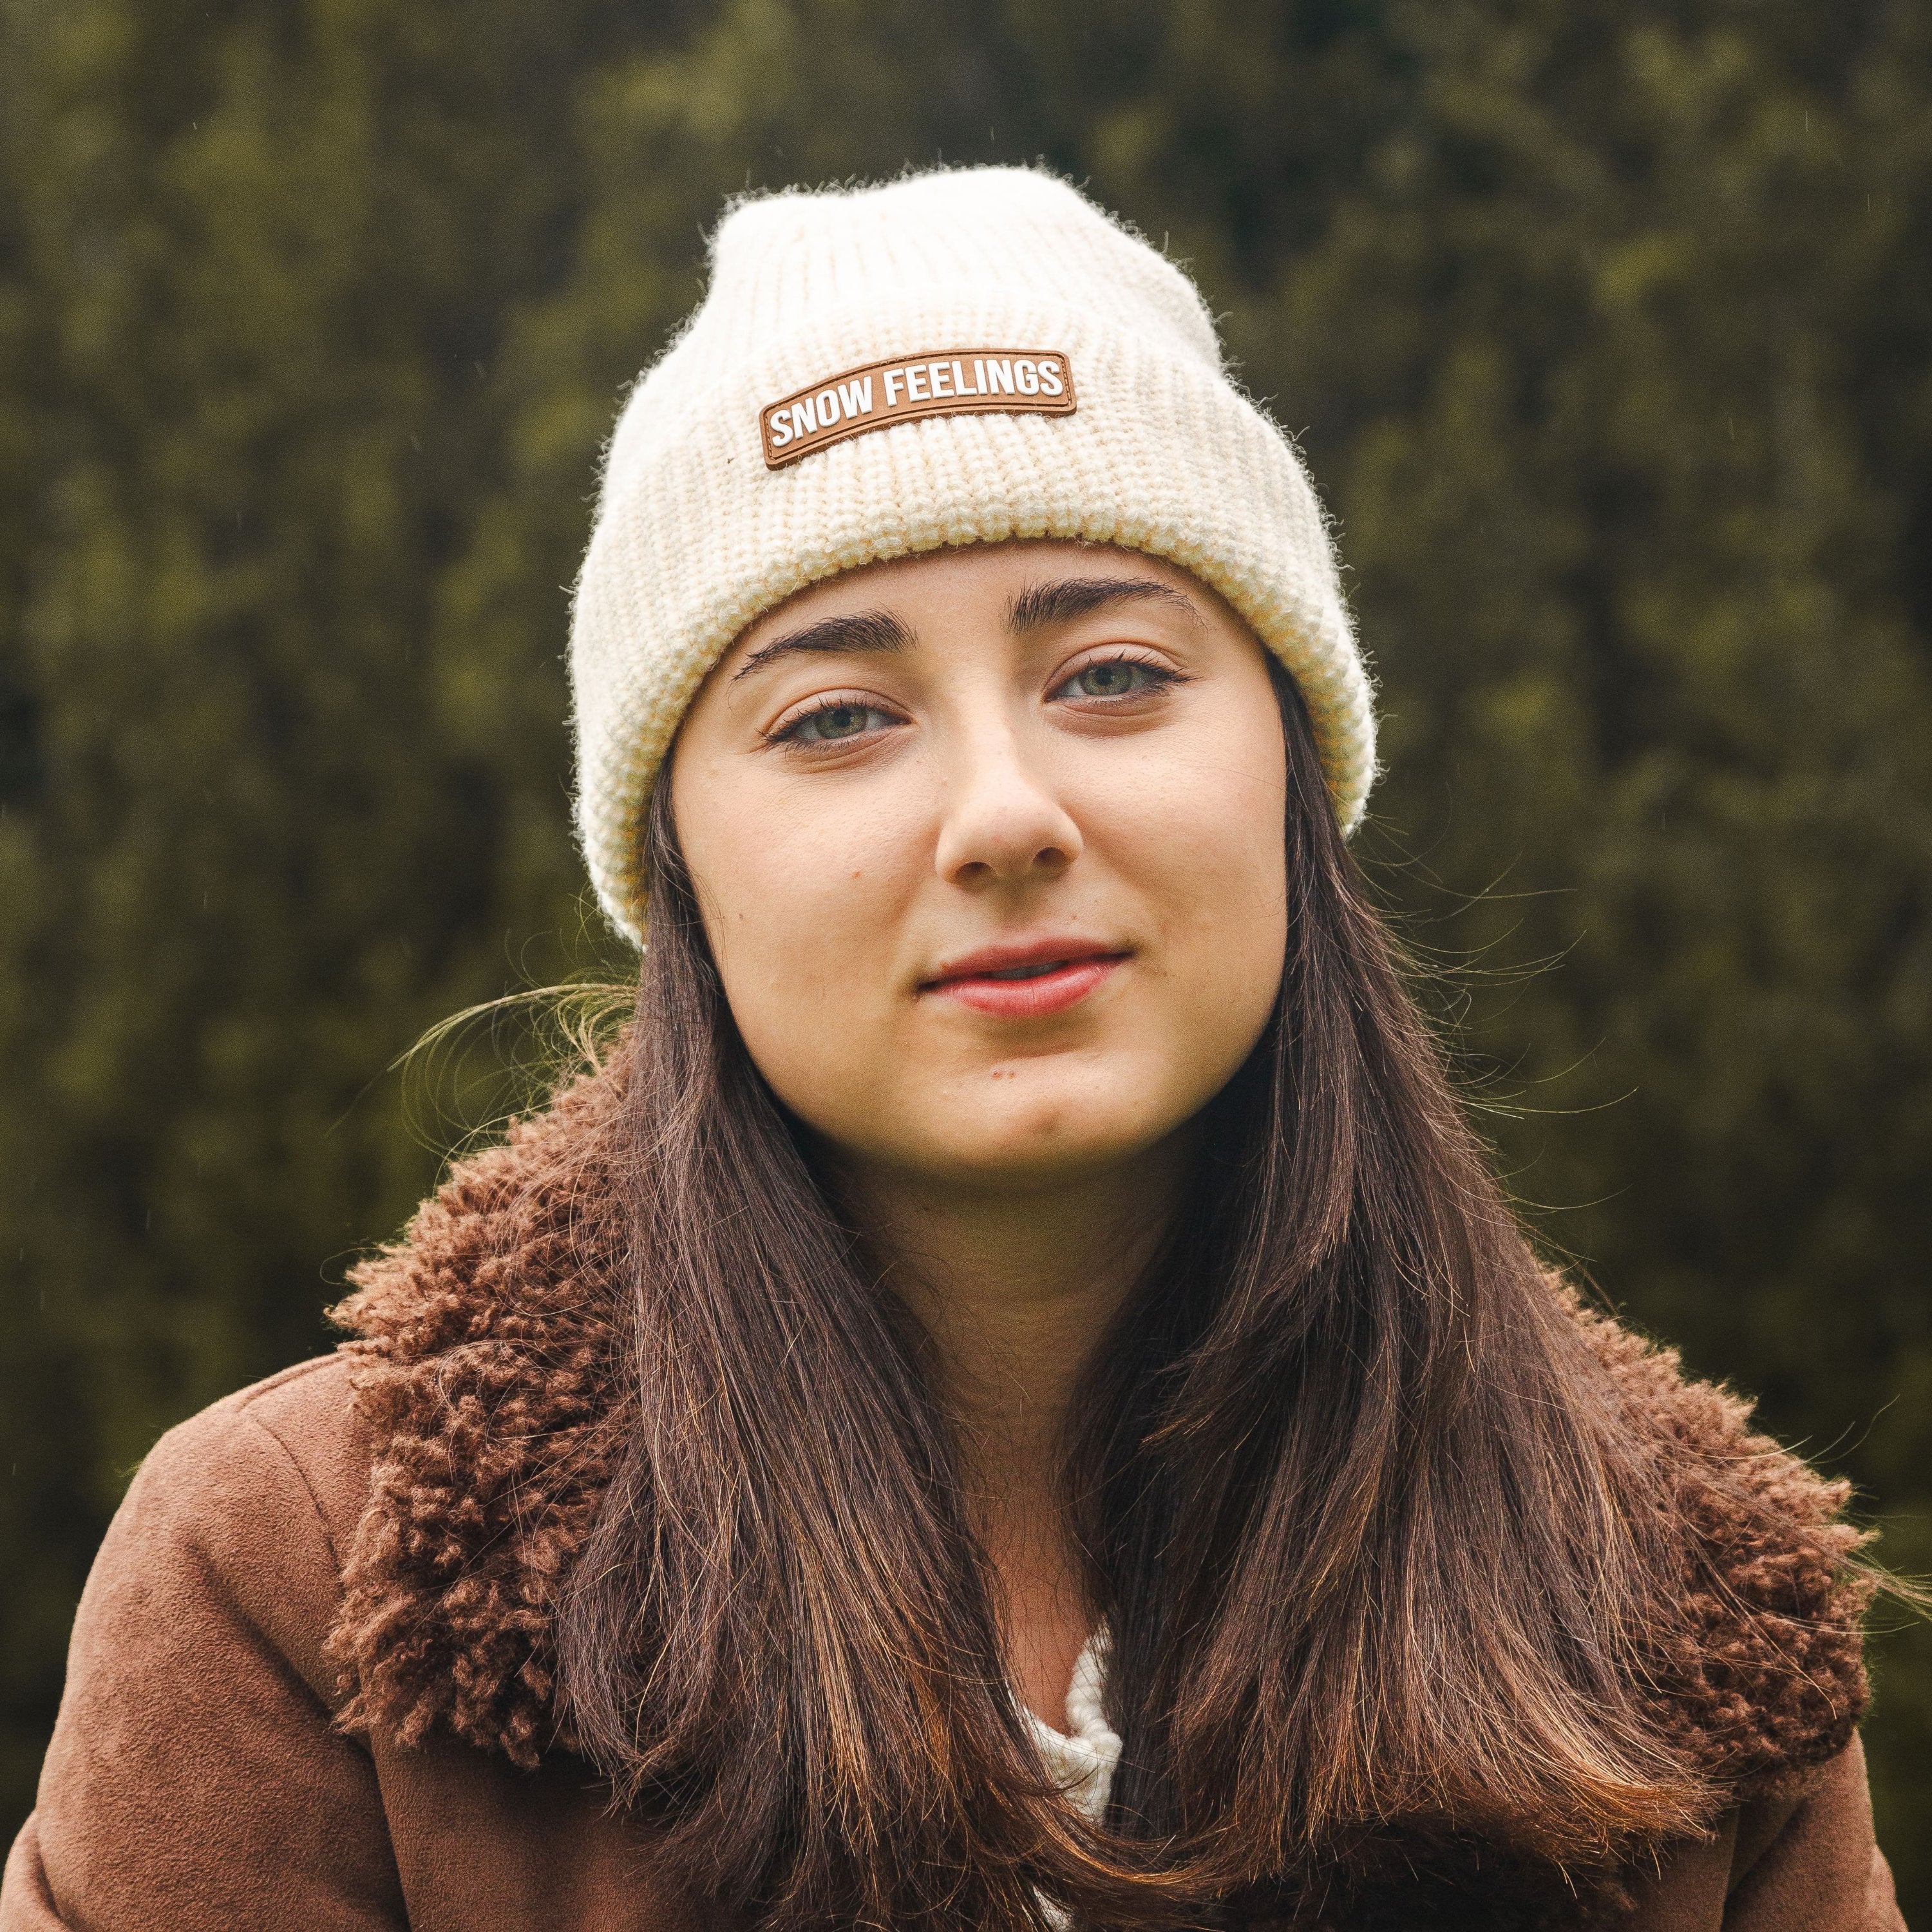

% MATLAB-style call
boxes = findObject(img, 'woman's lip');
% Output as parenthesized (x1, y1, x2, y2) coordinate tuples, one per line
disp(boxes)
(925, 937, 1123, 983)
(922, 951, 1128, 1018)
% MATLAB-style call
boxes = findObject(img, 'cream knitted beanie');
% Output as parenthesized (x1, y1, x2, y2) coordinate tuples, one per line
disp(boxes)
(570, 164, 1376, 943)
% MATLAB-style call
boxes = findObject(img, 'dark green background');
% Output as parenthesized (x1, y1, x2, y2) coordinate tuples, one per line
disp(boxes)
(3, 0, 1927, 1909)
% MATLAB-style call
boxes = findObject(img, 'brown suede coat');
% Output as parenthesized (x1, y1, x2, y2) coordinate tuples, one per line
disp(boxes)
(2, 1064, 1908, 1931)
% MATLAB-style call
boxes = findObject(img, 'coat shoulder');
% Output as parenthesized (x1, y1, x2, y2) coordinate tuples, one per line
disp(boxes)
(106, 1354, 373, 1702)
(155, 1353, 374, 1560)
(10, 1354, 408, 1931)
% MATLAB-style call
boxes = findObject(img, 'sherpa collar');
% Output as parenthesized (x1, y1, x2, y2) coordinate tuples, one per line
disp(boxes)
(323, 1047, 1870, 1888)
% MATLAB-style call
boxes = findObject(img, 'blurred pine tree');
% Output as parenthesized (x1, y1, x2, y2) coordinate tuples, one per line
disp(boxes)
(3, 0, 1927, 1900)
(1300, 3, 1932, 1861)
(0, 0, 652, 1810)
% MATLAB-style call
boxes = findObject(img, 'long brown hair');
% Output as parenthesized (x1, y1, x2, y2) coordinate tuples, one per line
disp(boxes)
(556, 669, 1716, 1928)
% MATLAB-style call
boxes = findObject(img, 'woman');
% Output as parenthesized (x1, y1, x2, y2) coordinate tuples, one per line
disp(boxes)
(2, 167, 1906, 1931)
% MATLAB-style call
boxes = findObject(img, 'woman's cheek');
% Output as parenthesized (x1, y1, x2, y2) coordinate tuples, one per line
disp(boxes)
(704, 810, 909, 1128)
(1132, 764, 1287, 1077)
(1106, 737, 1286, 940)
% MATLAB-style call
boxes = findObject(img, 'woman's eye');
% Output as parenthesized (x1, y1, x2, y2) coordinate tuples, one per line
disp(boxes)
(779, 701, 895, 744)
(1056, 658, 1172, 701)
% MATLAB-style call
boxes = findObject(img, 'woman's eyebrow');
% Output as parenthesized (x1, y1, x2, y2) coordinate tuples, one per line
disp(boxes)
(731, 609, 914, 681)
(1006, 577, 1200, 633)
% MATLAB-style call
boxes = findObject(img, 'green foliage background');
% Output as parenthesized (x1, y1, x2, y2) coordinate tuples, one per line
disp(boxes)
(3, 0, 1927, 1902)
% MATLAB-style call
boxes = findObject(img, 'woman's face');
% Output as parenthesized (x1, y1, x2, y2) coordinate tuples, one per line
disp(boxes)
(670, 541, 1289, 1189)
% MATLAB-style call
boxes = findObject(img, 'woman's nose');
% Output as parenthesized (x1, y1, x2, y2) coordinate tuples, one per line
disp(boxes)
(933, 732, 1084, 888)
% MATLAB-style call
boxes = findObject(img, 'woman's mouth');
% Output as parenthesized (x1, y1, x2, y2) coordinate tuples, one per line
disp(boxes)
(922, 943, 1128, 1018)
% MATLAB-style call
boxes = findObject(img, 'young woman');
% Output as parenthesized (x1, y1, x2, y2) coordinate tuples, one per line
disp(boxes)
(2, 168, 1906, 1931)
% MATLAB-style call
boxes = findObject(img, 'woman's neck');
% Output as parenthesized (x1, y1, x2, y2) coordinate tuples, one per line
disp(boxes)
(833, 1137, 1190, 1720)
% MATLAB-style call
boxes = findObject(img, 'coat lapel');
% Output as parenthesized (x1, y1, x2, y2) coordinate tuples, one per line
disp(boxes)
(323, 1046, 1871, 1916)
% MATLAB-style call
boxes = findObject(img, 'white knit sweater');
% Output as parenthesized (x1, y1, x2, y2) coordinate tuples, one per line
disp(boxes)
(1022, 1631, 1122, 1825)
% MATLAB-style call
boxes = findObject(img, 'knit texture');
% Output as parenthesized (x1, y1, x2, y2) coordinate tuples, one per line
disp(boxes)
(1024, 1632, 1121, 1825)
(569, 165, 1377, 944)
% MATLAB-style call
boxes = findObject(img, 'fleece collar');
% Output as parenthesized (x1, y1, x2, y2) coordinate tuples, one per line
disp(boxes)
(323, 1049, 1870, 1908)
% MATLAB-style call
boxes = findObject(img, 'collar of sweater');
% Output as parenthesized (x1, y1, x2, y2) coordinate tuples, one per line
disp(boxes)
(323, 1045, 1871, 1878)
(1027, 1631, 1121, 1824)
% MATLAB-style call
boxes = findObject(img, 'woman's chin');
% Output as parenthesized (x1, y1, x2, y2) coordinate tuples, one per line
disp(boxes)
(836, 1095, 1190, 1197)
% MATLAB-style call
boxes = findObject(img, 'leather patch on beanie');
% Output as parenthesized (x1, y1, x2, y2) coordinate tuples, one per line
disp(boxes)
(761, 348, 1075, 468)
